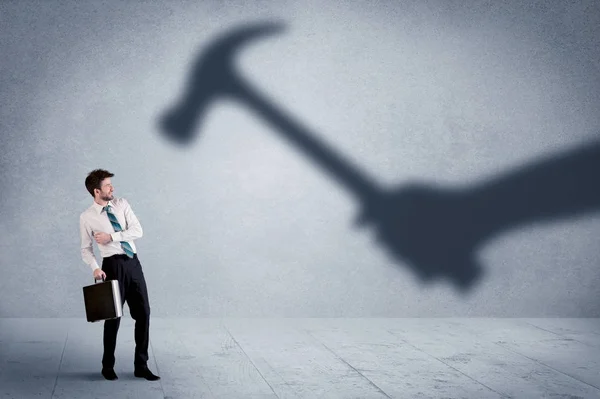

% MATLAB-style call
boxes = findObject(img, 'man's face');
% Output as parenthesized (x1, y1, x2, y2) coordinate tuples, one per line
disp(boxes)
(96, 178, 114, 202)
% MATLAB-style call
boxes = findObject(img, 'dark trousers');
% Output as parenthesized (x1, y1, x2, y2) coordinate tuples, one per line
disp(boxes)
(101, 254, 151, 369)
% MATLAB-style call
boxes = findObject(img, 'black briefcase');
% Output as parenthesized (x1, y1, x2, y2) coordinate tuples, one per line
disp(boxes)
(82, 277, 123, 323)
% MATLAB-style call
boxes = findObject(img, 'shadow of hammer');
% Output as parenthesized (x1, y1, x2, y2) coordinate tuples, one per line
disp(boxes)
(158, 22, 483, 291)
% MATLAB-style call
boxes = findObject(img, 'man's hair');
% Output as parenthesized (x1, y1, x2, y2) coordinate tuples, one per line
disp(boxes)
(85, 169, 114, 197)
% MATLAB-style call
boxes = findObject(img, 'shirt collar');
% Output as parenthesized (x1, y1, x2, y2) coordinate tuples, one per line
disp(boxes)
(93, 200, 114, 214)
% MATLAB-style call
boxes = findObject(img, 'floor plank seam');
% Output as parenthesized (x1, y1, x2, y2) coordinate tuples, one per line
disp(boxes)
(149, 338, 167, 399)
(156, 335, 216, 398)
(302, 329, 393, 399)
(522, 320, 599, 348)
(50, 330, 69, 399)
(492, 341, 600, 392)
(222, 325, 281, 399)
(253, 352, 297, 395)
(385, 329, 510, 398)
(186, 338, 217, 399)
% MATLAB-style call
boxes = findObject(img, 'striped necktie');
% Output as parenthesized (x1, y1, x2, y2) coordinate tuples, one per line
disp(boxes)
(103, 205, 135, 258)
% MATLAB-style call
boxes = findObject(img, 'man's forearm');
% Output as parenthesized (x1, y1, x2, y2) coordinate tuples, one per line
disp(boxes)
(80, 217, 100, 271)
(81, 247, 100, 271)
(110, 225, 143, 242)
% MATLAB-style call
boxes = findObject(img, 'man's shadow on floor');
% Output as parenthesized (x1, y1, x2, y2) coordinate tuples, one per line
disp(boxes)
(58, 371, 104, 381)
(60, 371, 139, 381)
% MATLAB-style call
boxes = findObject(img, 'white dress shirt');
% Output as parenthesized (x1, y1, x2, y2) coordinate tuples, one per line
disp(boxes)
(79, 197, 143, 271)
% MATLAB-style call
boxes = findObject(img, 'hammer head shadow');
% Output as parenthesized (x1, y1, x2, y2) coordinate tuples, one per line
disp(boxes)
(159, 21, 285, 145)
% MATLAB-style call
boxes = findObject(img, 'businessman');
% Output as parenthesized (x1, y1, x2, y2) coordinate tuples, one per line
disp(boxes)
(79, 169, 160, 381)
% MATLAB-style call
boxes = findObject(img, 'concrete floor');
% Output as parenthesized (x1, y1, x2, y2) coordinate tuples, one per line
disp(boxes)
(0, 318, 598, 398)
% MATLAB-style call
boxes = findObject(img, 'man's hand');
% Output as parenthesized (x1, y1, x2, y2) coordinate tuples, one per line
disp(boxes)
(93, 268, 106, 280)
(94, 232, 112, 245)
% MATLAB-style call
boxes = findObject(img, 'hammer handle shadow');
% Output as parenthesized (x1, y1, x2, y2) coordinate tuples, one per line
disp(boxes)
(235, 79, 382, 202)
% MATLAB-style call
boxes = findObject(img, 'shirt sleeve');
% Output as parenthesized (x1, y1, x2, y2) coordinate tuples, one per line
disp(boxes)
(110, 198, 143, 243)
(80, 215, 100, 271)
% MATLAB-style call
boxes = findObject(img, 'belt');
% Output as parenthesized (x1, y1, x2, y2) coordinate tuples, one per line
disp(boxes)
(105, 253, 137, 260)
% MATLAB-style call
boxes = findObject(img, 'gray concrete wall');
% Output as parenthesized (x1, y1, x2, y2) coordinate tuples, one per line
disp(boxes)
(1, 0, 599, 317)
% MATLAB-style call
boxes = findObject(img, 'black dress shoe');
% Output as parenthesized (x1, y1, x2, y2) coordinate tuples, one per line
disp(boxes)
(134, 367, 160, 381)
(101, 368, 118, 380)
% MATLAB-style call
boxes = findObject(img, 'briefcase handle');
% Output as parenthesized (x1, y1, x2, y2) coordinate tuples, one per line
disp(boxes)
(94, 276, 105, 283)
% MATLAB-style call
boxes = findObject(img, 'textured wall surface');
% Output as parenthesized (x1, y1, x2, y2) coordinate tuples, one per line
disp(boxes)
(1, 0, 599, 317)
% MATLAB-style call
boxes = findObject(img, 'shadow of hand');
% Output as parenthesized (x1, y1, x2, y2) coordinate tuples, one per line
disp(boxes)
(357, 183, 483, 292)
